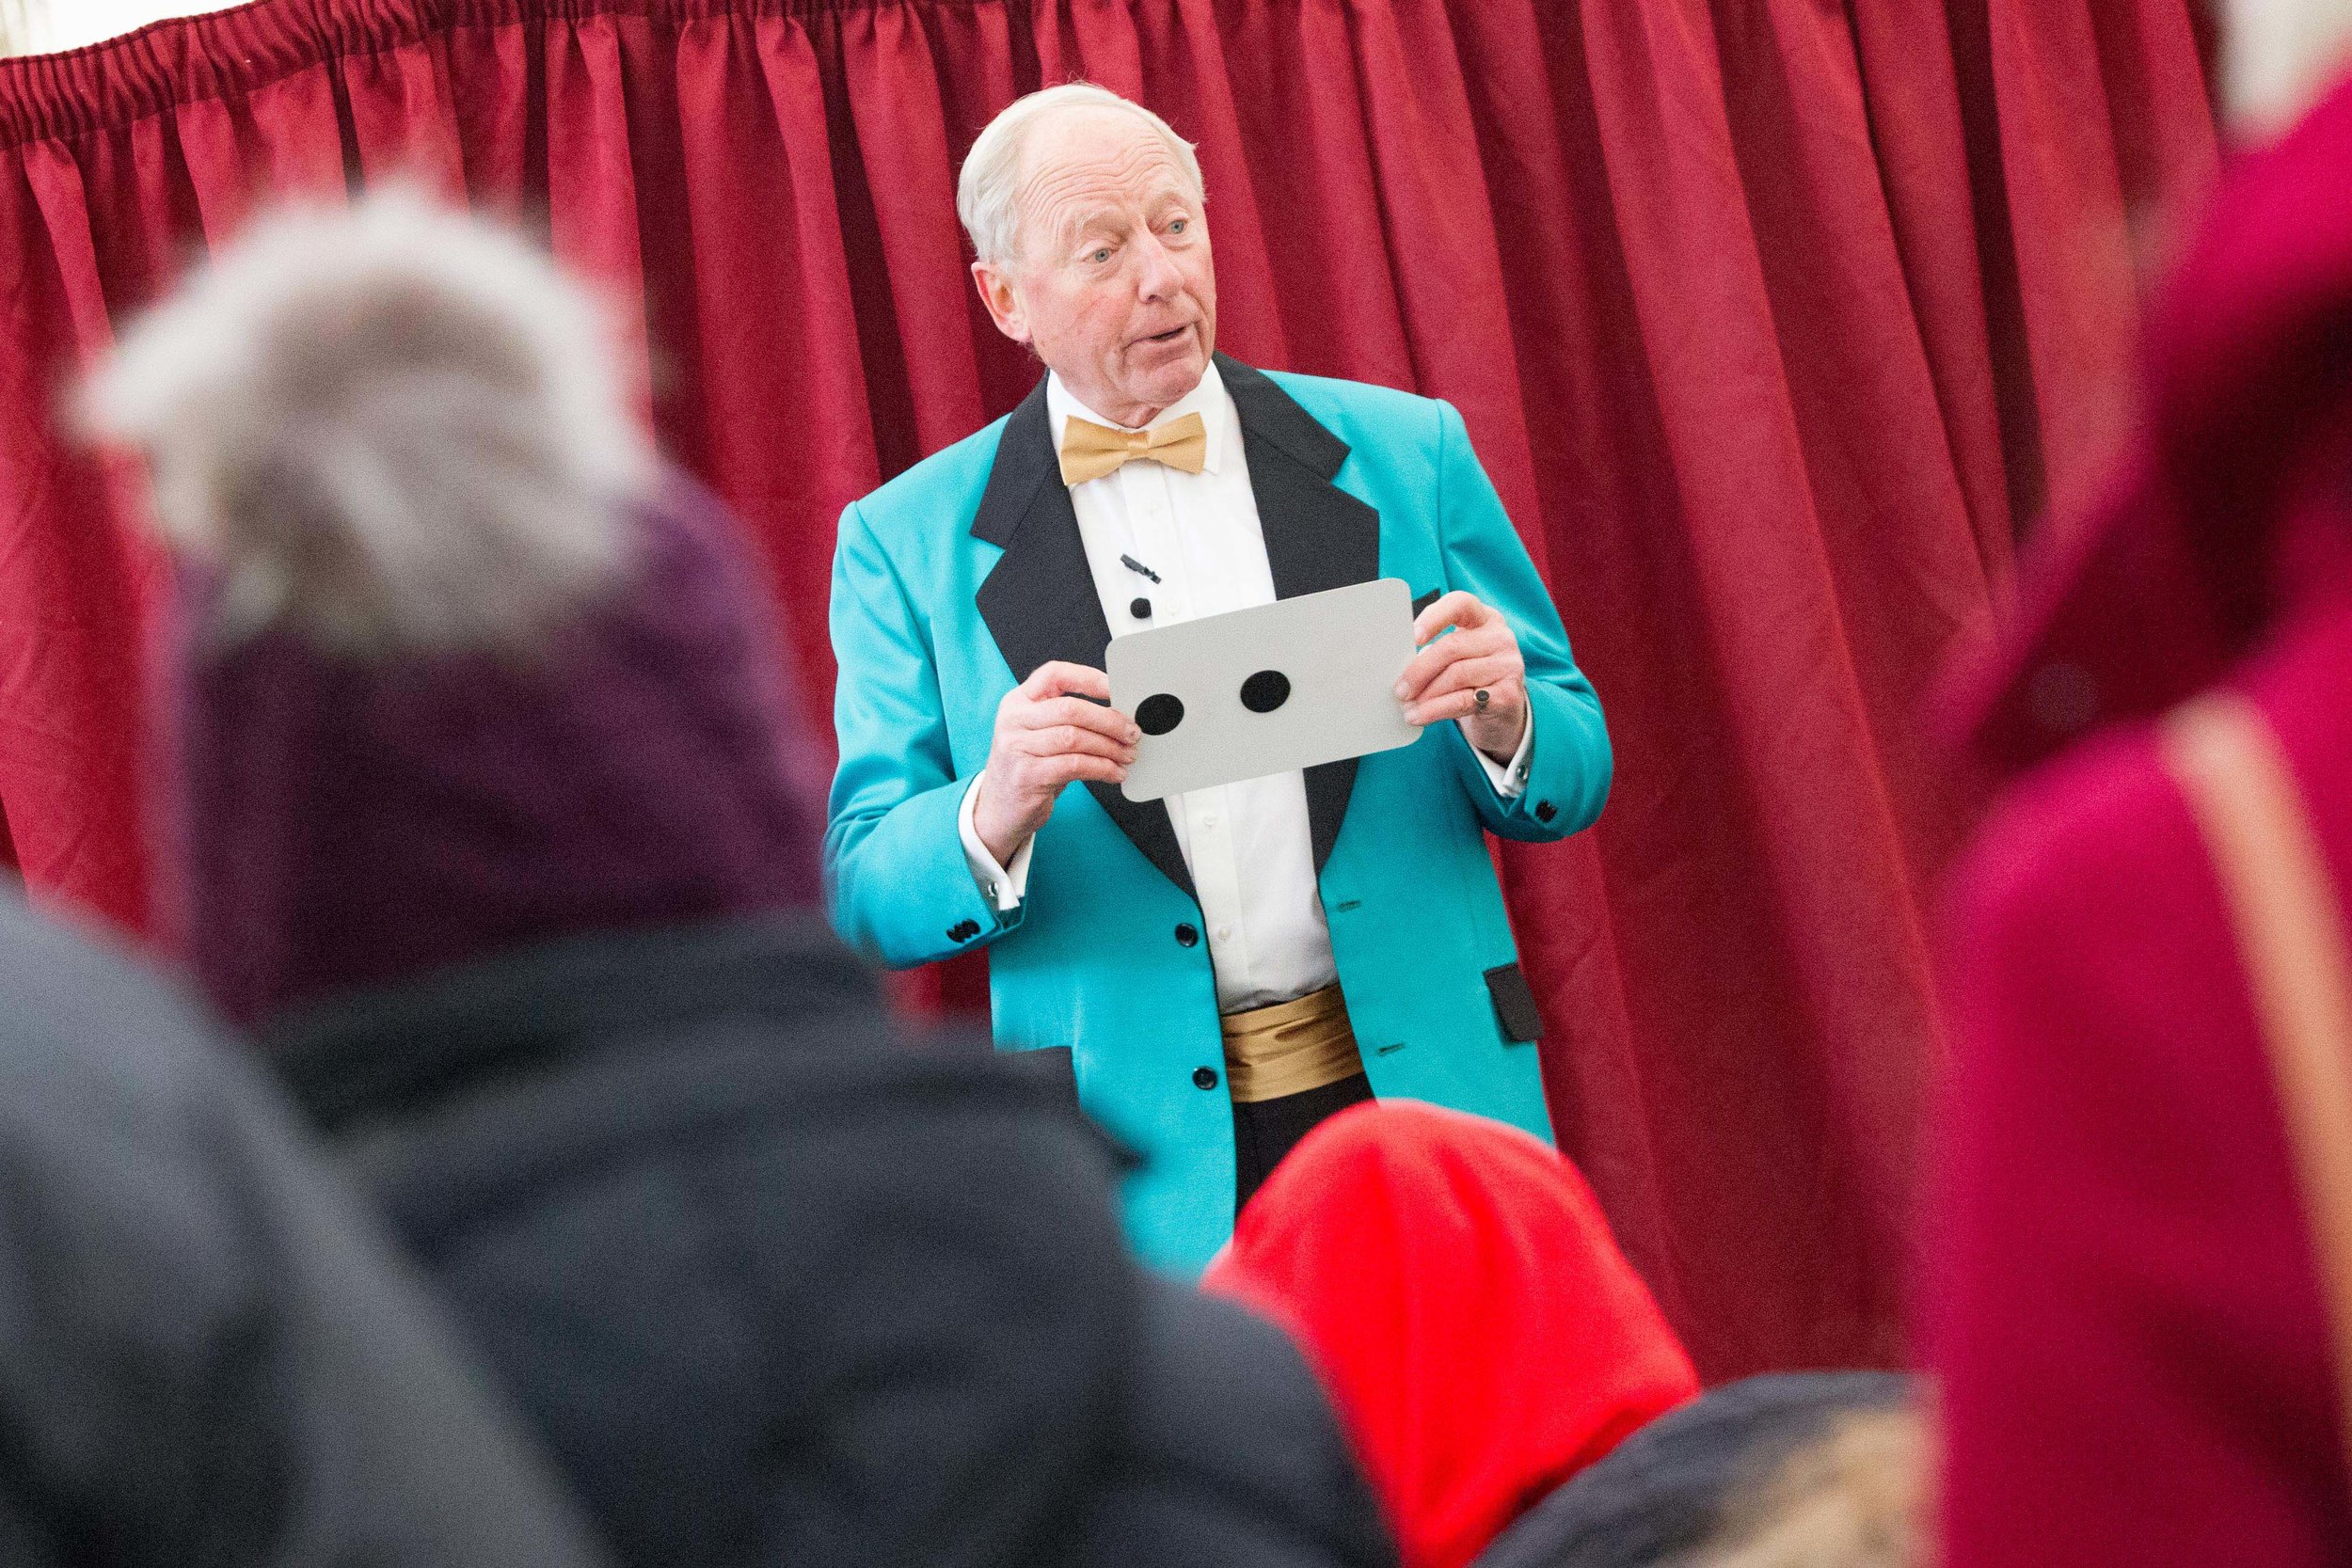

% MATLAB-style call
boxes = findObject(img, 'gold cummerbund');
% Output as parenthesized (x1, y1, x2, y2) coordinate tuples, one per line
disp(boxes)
(1218, 985, 1365, 1104)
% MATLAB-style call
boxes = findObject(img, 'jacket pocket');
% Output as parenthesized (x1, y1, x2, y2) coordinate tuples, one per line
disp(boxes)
(1003, 1045, 1082, 1110)
(1482, 962, 1544, 1044)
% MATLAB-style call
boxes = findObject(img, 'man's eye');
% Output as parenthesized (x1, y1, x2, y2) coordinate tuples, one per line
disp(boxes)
(1089, 248, 1113, 263)
(1168, 217, 1188, 234)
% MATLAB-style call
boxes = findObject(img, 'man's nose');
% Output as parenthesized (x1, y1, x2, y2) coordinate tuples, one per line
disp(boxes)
(1133, 233, 1184, 301)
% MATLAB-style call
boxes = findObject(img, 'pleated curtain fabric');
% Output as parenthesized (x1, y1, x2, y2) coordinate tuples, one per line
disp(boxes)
(0, 0, 2215, 1375)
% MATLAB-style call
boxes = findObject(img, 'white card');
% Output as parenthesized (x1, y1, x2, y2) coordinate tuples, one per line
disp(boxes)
(1107, 578, 1424, 802)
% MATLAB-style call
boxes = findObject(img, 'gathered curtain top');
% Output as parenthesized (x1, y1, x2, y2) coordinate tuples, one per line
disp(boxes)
(0, 0, 933, 149)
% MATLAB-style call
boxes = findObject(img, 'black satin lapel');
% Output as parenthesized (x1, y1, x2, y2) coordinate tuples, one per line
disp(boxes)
(1083, 773, 1199, 899)
(1218, 355, 1382, 600)
(1218, 356, 1381, 872)
(973, 381, 1106, 677)
(974, 379, 1198, 900)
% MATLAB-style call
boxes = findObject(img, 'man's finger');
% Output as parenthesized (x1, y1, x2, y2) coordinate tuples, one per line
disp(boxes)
(1407, 685, 1516, 727)
(1024, 660, 1114, 703)
(1041, 753, 1127, 786)
(1411, 590, 1492, 646)
(1394, 624, 1505, 700)
(1415, 657, 1520, 704)
(1019, 695, 1141, 742)
(1017, 724, 1137, 764)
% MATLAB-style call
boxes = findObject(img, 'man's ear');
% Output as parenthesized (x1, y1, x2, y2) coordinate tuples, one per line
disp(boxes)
(971, 260, 1030, 345)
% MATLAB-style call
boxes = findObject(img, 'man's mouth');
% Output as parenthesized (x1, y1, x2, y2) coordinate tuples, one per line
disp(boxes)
(1138, 325, 1191, 345)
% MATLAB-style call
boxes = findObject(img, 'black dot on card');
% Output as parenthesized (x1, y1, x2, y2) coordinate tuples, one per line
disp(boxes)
(1136, 693, 1185, 735)
(1240, 670, 1291, 714)
(1130, 596, 1152, 620)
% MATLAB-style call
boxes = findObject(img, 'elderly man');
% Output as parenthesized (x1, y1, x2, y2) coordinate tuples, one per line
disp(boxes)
(826, 83, 1611, 1272)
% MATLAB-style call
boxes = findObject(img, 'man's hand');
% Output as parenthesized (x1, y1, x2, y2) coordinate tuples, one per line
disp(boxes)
(972, 661, 1140, 865)
(1395, 591, 1528, 764)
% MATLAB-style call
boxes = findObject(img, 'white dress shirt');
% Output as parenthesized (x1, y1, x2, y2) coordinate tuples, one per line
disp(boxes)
(961, 363, 1532, 1014)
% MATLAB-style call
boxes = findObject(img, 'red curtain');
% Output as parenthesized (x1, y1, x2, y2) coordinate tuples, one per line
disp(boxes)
(0, 0, 2213, 1376)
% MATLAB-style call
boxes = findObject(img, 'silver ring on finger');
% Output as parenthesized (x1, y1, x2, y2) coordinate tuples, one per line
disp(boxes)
(1473, 688, 1490, 712)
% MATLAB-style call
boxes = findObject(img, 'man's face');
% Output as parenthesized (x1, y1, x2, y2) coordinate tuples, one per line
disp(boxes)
(973, 108, 1218, 428)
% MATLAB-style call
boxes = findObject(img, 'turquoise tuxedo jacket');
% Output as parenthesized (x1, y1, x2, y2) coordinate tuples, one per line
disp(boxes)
(826, 356, 1611, 1272)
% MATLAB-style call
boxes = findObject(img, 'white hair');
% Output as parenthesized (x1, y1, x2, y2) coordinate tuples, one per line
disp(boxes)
(2221, 0, 2352, 138)
(83, 186, 655, 657)
(957, 83, 1205, 268)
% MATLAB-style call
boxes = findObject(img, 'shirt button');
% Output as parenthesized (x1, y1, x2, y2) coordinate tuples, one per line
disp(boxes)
(1215, 925, 1232, 942)
(1200, 814, 1218, 829)
(1193, 1066, 1219, 1090)
(1175, 923, 1200, 947)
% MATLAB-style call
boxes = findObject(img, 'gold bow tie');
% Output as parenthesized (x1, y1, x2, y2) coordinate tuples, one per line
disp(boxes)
(1058, 412, 1209, 486)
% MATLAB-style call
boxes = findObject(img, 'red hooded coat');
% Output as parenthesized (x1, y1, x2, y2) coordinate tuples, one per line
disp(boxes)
(1204, 1101, 1698, 1568)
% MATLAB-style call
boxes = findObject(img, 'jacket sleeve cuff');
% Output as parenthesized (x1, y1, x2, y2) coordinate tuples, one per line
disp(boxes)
(1463, 706, 1534, 800)
(958, 770, 1034, 913)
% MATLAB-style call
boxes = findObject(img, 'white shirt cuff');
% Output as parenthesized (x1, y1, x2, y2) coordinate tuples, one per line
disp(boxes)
(1469, 706, 1535, 799)
(959, 769, 1033, 912)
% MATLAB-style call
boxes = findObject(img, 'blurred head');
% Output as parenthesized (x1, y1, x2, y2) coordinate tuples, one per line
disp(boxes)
(87, 187, 652, 657)
(1946, 51, 2352, 781)
(87, 189, 824, 1027)
(961, 84, 1216, 427)
(1474, 1372, 1927, 1568)
(1693, 1403, 1931, 1568)
(2219, 0, 2352, 139)
(1204, 1102, 1700, 1568)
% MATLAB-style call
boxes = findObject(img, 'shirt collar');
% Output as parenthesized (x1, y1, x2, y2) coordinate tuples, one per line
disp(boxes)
(1045, 359, 1232, 480)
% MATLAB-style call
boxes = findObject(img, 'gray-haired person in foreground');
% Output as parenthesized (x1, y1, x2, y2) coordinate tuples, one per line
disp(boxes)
(0, 890, 603, 1568)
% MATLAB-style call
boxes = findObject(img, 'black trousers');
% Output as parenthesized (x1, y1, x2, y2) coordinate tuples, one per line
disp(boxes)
(1232, 1071, 1376, 1212)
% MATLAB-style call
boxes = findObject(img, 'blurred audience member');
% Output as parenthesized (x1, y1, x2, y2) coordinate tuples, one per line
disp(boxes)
(0, 890, 601, 1567)
(86, 189, 1395, 1568)
(1205, 1102, 1699, 1568)
(2223, 0, 2352, 140)
(1930, 26, 2352, 1568)
(1692, 1402, 1925, 1568)
(1474, 1372, 1924, 1568)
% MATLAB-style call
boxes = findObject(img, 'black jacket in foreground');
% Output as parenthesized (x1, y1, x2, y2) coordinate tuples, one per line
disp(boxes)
(0, 893, 603, 1568)
(266, 913, 1397, 1568)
